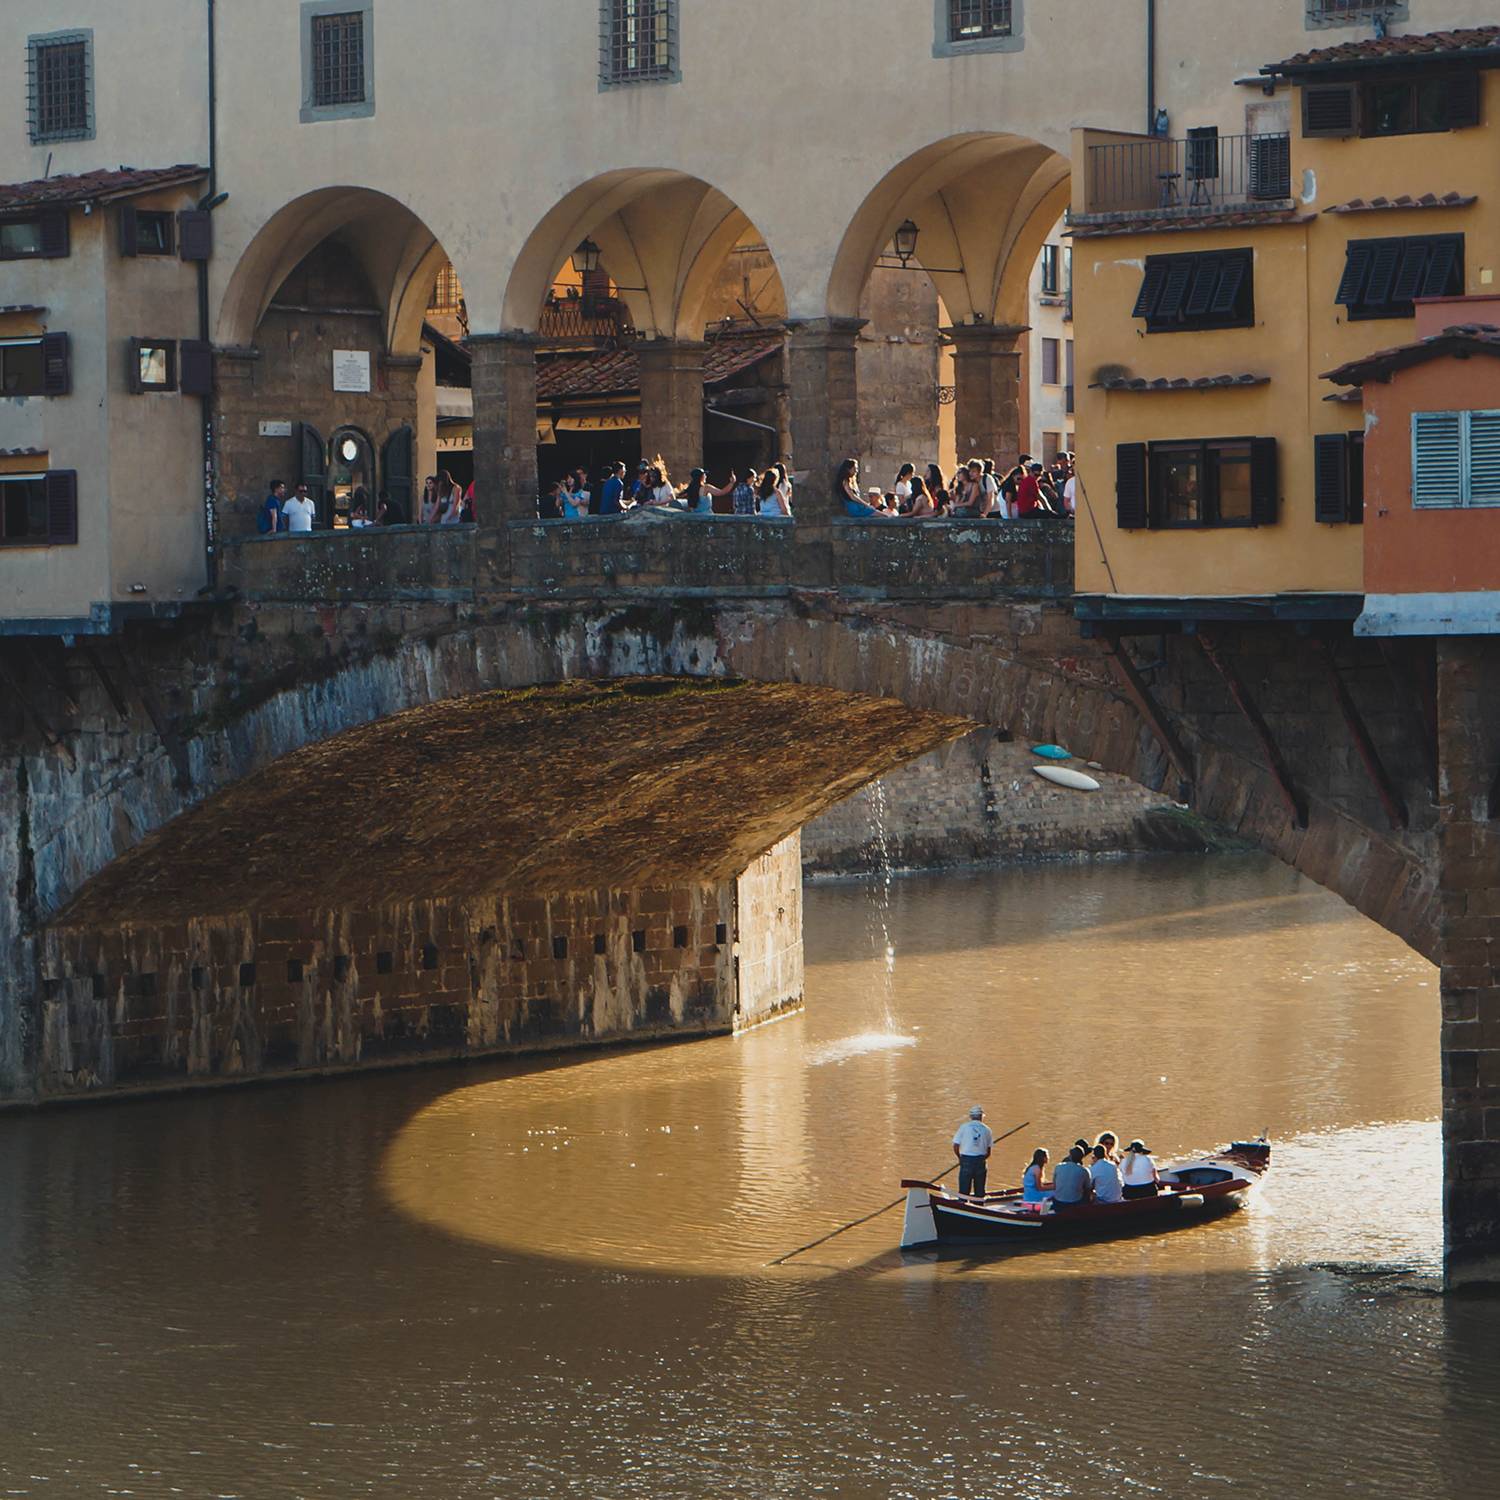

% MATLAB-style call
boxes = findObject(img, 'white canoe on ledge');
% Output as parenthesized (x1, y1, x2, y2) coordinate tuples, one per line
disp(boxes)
(1033, 764, 1101, 792)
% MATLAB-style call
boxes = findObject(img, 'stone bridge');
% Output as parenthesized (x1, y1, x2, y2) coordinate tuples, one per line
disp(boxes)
(2, 516, 1496, 1283)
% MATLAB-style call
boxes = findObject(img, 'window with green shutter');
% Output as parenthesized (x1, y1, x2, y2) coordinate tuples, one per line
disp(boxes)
(1412, 410, 1500, 508)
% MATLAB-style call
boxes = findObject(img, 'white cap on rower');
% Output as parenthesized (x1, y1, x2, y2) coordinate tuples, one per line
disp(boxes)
(969, 1105, 984, 1119)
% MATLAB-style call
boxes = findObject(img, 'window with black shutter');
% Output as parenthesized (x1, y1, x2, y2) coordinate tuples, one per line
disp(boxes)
(1133, 249, 1254, 332)
(1336, 234, 1463, 320)
(128, 338, 177, 393)
(177, 210, 212, 262)
(0, 339, 44, 396)
(118, 205, 175, 257)
(179, 340, 213, 396)
(1362, 71, 1482, 137)
(1125, 438, 1277, 530)
(0, 470, 76, 546)
(0, 210, 69, 260)
(1303, 83, 1360, 138)
(1314, 433, 1351, 522)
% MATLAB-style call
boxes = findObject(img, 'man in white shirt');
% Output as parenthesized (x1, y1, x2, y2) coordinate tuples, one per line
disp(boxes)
(1089, 1143, 1124, 1204)
(951, 1104, 994, 1198)
(282, 484, 317, 533)
(1063, 472, 1077, 516)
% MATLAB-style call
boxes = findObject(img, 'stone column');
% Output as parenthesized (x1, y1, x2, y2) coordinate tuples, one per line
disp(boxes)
(1437, 636, 1500, 1289)
(469, 331, 539, 538)
(785, 317, 865, 524)
(945, 322, 1028, 468)
(637, 339, 705, 484)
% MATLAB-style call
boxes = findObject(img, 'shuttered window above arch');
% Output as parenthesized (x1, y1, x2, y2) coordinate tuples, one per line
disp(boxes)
(1412, 410, 1500, 509)
(1115, 438, 1278, 530)
(1132, 249, 1254, 333)
(0, 470, 76, 546)
(1336, 234, 1463, 320)
(1313, 432, 1364, 524)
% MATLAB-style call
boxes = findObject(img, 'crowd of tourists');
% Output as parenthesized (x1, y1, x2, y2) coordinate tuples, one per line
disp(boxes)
(953, 1107, 1160, 1208)
(256, 473, 473, 533)
(838, 452, 1075, 520)
(537, 459, 795, 519)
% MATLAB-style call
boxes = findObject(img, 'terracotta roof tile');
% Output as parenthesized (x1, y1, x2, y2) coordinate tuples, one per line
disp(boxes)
(1322, 322, 1500, 385)
(535, 333, 782, 402)
(0, 164, 207, 213)
(1090, 373, 1270, 392)
(1068, 208, 1311, 239)
(1323, 191, 1476, 215)
(0, 304, 46, 315)
(1268, 26, 1500, 74)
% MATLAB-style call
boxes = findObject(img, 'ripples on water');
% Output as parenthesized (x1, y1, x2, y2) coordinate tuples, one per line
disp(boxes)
(2, 856, 1498, 1498)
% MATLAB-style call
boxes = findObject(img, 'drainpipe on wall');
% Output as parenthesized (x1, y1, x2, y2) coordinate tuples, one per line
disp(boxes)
(1146, 0, 1156, 135)
(198, 0, 219, 590)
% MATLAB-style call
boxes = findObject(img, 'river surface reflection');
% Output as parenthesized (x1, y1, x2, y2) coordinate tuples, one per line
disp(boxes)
(3, 855, 1499, 1498)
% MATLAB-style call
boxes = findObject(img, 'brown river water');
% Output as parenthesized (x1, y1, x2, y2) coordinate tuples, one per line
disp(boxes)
(3, 854, 1499, 1498)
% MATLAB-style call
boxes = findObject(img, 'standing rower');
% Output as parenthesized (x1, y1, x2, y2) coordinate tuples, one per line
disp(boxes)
(951, 1106, 994, 1198)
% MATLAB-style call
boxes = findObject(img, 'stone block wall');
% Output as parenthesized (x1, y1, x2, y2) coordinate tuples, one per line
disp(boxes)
(733, 833, 804, 1029)
(802, 732, 1183, 874)
(33, 881, 739, 1099)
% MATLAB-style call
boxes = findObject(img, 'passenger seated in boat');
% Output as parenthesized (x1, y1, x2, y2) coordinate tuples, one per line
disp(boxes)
(1089, 1143, 1124, 1204)
(1050, 1146, 1093, 1211)
(1121, 1140, 1161, 1200)
(1021, 1148, 1052, 1204)
(1095, 1132, 1121, 1164)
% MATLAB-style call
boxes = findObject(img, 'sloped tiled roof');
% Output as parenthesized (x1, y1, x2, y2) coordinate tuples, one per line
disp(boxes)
(1324, 192, 1476, 215)
(1069, 208, 1311, 239)
(0, 164, 206, 213)
(1267, 26, 1500, 75)
(535, 333, 782, 402)
(1090, 374, 1270, 392)
(1322, 322, 1500, 386)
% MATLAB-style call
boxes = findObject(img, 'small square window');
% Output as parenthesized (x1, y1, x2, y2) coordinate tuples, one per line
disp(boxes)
(672, 925, 689, 949)
(594, 933, 607, 955)
(552, 935, 568, 960)
(131, 339, 177, 393)
(935, 0, 1023, 56)
(301, 2, 374, 121)
(422, 943, 439, 970)
(1041, 337, 1060, 386)
(0, 341, 44, 397)
(238, 962, 256, 987)
(0, 476, 49, 546)
(602, 1, 679, 87)
(1040, 244, 1060, 296)
(715, 923, 728, 945)
(375, 950, 393, 975)
(28, 31, 93, 145)
(632, 929, 647, 954)
(135, 212, 174, 256)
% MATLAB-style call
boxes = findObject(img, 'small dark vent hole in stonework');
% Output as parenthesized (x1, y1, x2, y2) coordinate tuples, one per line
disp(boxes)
(375, 951, 393, 975)
(594, 933, 606, 955)
(333, 955, 351, 981)
(632, 929, 647, 954)
(238, 962, 256, 987)
(287, 959, 304, 983)
(673, 926, 689, 949)
(715, 923, 728, 945)
(480, 926, 497, 945)
(422, 944, 439, 971)
(92, 974, 107, 999)
(190, 966, 205, 990)
(42, 977, 61, 1000)
(553, 935, 568, 960)
(137, 972, 157, 999)
(510, 937, 526, 961)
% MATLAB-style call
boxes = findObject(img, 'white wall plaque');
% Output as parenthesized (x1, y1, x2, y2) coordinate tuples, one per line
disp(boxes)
(332, 349, 371, 393)
(258, 420, 293, 437)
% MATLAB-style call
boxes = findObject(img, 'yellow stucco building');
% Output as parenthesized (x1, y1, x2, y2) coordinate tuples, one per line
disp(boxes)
(1072, 24, 1500, 621)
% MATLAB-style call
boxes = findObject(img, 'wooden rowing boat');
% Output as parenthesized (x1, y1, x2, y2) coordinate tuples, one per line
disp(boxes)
(899, 1139, 1271, 1249)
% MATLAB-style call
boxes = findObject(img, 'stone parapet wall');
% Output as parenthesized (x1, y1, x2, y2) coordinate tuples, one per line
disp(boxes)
(802, 733, 1185, 874)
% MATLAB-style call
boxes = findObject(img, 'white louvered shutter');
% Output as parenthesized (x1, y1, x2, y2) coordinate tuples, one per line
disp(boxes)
(1412, 412, 1464, 508)
(1467, 411, 1500, 508)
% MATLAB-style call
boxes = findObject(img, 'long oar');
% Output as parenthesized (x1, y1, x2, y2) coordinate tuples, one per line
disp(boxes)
(768, 1120, 1030, 1266)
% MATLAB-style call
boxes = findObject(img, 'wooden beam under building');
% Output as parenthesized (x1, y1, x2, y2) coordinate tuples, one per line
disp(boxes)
(1320, 639, 1407, 830)
(1099, 632, 1195, 800)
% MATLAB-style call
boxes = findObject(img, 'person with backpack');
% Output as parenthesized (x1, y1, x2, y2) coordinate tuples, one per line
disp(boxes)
(257, 480, 287, 535)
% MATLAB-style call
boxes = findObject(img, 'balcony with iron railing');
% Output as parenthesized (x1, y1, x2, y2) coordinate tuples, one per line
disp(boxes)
(1077, 131, 1293, 222)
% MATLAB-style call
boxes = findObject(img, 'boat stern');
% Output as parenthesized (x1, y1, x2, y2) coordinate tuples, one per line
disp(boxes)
(899, 1185, 938, 1249)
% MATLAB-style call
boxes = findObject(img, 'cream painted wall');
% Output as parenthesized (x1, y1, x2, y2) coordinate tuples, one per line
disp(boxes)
(1028, 217, 1073, 460)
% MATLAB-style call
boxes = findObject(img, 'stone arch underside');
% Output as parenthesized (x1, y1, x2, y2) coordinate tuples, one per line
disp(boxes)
(215, 186, 460, 355)
(826, 134, 1072, 326)
(38, 601, 1439, 966)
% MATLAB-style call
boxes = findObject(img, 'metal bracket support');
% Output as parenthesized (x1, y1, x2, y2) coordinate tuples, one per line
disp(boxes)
(1320, 639, 1407, 830)
(1099, 631, 1195, 801)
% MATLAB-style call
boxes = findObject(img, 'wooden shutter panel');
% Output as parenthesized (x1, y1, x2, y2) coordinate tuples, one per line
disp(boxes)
(1447, 71, 1481, 130)
(1249, 438, 1279, 525)
(1335, 243, 1373, 306)
(118, 203, 139, 257)
(1391, 241, 1430, 305)
(1313, 433, 1349, 523)
(1303, 84, 1359, 138)
(1412, 411, 1463, 507)
(382, 424, 415, 515)
(1210, 255, 1248, 317)
(44, 470, 78, 544)
(1422, 238, 1462, 298)
(1365, 241, 1400, 308)
(126, 337, 144, 394)
(1468, 412, 1500, 507)
(1184, 256, 1220, 318)
(1131, 262, 1168, 320)
(296, 422, 327, 524)
(177, 209, 212, 262)
(41, 332, 71, 396)
(40, 209, 70, 258)
(179, 339, 213, 396)
(1346, 432, 1365, 524)
(1248, 134, 1291, 200)
(1116, 443, 1149, 529)
(1156, 260, 1194, 321)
